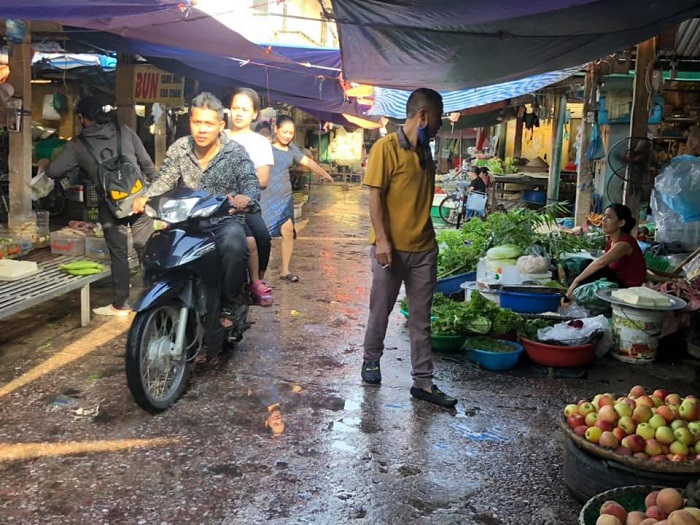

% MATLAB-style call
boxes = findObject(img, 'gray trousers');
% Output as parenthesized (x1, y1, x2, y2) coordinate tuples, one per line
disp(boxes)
(363, 245, 438, 390)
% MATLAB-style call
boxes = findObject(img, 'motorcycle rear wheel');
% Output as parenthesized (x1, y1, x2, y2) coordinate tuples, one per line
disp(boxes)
(126, 301, 192, 414)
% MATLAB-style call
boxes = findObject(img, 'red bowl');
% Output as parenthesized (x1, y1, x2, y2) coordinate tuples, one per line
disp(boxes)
(520, 337, 596, 367)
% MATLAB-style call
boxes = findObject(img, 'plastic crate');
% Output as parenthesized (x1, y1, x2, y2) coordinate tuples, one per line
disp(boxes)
(50, 232, 85, 256)
(85, 234, 132, 260)
(85, 182, 99, 207)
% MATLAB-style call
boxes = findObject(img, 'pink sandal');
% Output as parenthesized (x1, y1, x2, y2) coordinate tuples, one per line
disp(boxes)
(250, 280, 274, 307)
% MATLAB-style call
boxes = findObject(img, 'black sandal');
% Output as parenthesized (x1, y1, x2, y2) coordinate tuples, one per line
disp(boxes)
(280, 273, 299, 282)
(220, 307, 235, 328)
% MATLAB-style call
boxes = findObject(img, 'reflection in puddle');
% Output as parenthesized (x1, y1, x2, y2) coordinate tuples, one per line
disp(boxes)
(450, 423, 508, 443)
(344, 399, 361, 411)
(331, 440, 357, 453)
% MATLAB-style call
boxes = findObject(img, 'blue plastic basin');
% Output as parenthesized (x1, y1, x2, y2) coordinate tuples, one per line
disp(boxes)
(522, 190, 546, 204)
(467, 340, 523, 371)
(499, 289, 561, 313)
(436, 271, 476, 296)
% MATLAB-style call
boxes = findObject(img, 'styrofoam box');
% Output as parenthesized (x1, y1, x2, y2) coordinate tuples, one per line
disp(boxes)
(85, 234, 133, 260)
(50, 232, 85, 256)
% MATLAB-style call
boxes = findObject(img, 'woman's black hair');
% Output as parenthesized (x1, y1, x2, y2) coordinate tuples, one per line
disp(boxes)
(607, 203, 636, 234)
(75, 96, 115, 125)
(275, 115, 295, 128)
(229, 87, 261, 114)
(255, 121, 271, 133)
(479, 167, 489, 175)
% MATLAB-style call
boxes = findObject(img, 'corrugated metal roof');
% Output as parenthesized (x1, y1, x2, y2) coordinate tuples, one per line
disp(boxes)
(676, 17, 700, 58)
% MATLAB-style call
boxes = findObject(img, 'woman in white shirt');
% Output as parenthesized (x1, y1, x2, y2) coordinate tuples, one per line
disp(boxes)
(226, 88, 274, 306)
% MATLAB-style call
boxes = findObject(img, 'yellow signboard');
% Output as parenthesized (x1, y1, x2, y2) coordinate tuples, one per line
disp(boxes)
(133, 65, 184, 106)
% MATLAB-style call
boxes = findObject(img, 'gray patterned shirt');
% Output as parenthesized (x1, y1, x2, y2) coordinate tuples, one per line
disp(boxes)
(146, 134, 260, 218)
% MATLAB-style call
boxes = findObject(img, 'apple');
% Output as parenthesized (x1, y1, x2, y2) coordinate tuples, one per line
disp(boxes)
(656, 426, 675, 445)
(600, 500, 627, 522)
(567, 414, 586, 429)
(578, 402, 596, 417)
(615, 445, 632, 456)
(674, 427, 694, 446)
(585, 426, 603, 444)
(679, 399, 699, 421)
(669, 440, 690, 455)
(668, 453, 688, 462)
(671, 419, 688, 430)
(636, 422, 656, 440)
(599, 431, 619, 449)
(614, 402, 633, 418)
(646, 505, 667, 521)
(564, 404, 580, 417)
(651, 454, 668, 462)
(612, 427, 626, 441)
(686, 395, 698, 401)
(621, 434, 646, 453)
(688, 421, 700, 437)
(577, 399, 588, 406)
(585, 412, 600, 427)
(656, 405, 675, 423)
(645, 438, 663, 456)
(636, 395, 655, 408)
(598, 396, 615, 409)
(653, 389, 669, 401)
(649, 414, 667, 430)
(599, 405, 620, 423)
(574, 425, 588, 437)
(650, 395, 664, 407)
(632, 404, 653, 423)
(665, 393, 682, 406)
(618, 416, 637, 435)
(633, 452, 649, 460)
(629, 385, 647, 398)
(595, 419, 615, 432)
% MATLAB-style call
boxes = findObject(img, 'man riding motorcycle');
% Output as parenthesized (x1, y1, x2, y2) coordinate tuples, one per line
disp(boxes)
(133, 92, 259, 326)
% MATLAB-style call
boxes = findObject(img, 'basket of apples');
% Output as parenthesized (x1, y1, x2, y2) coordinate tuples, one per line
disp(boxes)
(579, 485, 699, 525)
(561, 386, 700, 474)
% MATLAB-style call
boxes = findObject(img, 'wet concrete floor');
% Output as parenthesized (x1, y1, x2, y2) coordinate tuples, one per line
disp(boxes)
(0, 184, 698, 525)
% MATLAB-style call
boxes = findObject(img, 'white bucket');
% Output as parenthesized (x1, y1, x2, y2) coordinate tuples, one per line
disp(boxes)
(611, 305, 667, 364)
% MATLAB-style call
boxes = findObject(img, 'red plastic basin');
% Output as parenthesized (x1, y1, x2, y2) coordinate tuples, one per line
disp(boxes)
(520, 337, 596, 367)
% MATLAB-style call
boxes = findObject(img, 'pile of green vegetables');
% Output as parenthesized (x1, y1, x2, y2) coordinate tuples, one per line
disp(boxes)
(517, 318, 556, 341)
(463, 336, 516, 353)
(401, 291, 523, 337)
(437, 202, 604, 278)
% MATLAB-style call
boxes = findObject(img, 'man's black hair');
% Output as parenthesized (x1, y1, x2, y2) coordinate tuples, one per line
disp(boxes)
(406, 88, 443, 119)
(190, 92, 225, 121)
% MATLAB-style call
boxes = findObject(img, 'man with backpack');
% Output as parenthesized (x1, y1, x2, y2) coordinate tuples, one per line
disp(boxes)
(38, 96, 155, 316)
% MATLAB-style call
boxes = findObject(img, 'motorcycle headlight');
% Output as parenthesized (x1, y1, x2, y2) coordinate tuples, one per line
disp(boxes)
(158, 197, 200, 223)
(191, 203, 221, 218)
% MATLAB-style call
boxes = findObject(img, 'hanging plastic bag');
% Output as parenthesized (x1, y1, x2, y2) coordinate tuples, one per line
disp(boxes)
(585, 123, 605, 160)
(572, 278, 618, 312)
(29, 170, 54, 200)
(42, 94, 61, 121)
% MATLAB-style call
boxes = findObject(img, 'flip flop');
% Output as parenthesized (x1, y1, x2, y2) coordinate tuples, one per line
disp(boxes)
(280, 273, 299, 282)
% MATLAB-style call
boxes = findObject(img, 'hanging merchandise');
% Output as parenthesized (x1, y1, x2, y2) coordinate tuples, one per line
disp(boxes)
(42, 94, 61, 121)
(585, 122, 605, 160)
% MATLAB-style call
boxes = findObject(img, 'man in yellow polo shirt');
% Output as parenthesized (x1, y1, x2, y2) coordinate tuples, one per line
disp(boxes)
(361, 88, 457, 408)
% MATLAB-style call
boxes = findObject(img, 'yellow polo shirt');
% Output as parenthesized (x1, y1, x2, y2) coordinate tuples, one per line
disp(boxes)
(363, 131, 437, 252)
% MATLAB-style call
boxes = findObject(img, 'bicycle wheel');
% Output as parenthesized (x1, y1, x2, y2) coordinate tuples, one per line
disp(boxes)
(438, 195, 463, 226)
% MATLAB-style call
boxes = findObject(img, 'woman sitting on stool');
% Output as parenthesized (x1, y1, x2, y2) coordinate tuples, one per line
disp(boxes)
(566, 203, 647, 299)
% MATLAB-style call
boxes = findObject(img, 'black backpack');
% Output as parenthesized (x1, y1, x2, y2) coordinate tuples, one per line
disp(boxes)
(79, 125, 146, 219)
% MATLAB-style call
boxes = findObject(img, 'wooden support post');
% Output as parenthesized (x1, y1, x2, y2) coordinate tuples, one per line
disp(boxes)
(513, 113, 524, 159)
(547, 94, 567, 204)
(497, 121, 507, 160)
(574, 65, 600, 227)
(154, 104, 167, 170)
(7, 22, 34, 232)
(624, 38, 656, 222)
(115, 53, 137, 130)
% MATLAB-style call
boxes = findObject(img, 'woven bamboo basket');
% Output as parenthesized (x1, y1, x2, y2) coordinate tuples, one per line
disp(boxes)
(559, 416, 700, 475)
(578, 484, 674, 525)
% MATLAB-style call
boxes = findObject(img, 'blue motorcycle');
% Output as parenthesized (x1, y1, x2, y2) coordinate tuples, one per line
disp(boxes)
(126, 187, 250, 413)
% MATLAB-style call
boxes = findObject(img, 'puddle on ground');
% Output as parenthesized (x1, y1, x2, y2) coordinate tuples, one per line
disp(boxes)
(331, 440, 357, 453)
(449, 423, 508, 443)
(344, 399, 361, 411)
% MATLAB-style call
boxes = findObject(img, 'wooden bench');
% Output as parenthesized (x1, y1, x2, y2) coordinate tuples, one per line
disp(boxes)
(0, 250, 111, 327)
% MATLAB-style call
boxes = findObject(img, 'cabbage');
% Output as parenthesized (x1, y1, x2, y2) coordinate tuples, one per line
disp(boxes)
(516, 255, 549, 274)
(486, 244, 522, 260)
(465, 316, 492, 335)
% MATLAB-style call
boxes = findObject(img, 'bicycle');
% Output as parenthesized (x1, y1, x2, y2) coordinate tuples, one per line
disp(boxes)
(437, 181, 488, 228)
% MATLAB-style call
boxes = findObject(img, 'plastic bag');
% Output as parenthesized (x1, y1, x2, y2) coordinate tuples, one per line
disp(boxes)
(585, 123, 605, 160)
(28, 170, 54, 200)
(559, 302, 590, 319)
(573, 278, 618, 313)
(537, 314, 612, 357)
(651, 155, 700, 223)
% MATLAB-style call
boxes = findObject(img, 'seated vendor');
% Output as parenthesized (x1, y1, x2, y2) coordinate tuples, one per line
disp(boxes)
(566, 203, 647, 299)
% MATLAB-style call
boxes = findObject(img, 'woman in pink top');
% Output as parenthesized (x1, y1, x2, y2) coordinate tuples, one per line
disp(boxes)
(566, 203, 647, 299)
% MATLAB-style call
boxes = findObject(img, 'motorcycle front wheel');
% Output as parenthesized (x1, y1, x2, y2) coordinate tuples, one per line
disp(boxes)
(126, 301, 192, 414)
